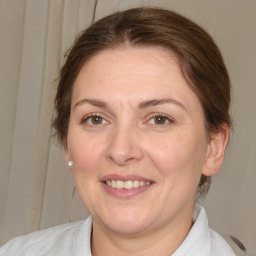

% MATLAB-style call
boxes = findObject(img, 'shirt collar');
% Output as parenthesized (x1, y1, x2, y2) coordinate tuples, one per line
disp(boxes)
(172, 205, 211, 256)
(74, 205, 210, 256)
(73, 215, 93, 256)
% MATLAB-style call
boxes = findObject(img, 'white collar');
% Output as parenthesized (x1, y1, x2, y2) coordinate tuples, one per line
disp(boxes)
(73, 205, 233, 256)
(172, 205, 211, 255)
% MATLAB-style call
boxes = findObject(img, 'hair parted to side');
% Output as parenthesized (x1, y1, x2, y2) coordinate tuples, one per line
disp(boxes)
(53, 7, 231, 197)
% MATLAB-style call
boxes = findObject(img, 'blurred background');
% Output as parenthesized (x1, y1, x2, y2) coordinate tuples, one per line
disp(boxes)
(0, 0, 255, 254)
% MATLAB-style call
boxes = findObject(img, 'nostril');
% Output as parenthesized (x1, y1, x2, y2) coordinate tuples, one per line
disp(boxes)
(106, 154, 136, 166)
(108, 153, 144, 165)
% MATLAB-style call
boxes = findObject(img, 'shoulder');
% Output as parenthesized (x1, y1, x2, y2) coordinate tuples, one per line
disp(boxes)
(0, 216, 92, 256)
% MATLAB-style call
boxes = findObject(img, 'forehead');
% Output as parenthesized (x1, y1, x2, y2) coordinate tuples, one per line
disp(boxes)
(71, 46, 201, 112)
(84, 46, 181, 75)
(74, 47, 180, 89)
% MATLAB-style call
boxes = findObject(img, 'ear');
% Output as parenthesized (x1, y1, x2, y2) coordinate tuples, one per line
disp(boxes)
(202, 124, 230, 176)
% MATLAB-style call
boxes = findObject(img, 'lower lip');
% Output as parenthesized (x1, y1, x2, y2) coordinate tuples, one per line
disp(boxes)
(102, 182, 153, 199)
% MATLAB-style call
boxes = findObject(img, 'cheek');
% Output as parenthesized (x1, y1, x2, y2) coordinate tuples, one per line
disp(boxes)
(67, 132, 107, 208)
(68, 132, 106, 176)
(145, 130, 208, 180)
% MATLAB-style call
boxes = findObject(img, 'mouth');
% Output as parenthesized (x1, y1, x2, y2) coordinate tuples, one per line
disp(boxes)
(105, 180, 152, 189)
(101, 175, 154, 198)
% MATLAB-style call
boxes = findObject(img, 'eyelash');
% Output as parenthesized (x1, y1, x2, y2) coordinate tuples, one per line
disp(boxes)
(148, 113, 174, 125)
(80, 114, 107, 125)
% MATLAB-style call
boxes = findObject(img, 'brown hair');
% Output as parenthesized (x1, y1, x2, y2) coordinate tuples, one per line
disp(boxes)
(53, 7, 231, 196)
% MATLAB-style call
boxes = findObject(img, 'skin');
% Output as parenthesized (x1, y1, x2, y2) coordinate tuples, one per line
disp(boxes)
(65, 46, 229, 256)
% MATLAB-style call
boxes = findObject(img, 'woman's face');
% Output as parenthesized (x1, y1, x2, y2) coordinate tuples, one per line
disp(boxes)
(66, 46, 214, 235)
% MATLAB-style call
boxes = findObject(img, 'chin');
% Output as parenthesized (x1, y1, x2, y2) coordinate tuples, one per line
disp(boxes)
(94, 208, 153, 235)
(105, 220, 150, 236)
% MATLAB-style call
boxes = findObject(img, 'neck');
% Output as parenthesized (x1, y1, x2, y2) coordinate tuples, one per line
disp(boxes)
(91, 206, 194, 256)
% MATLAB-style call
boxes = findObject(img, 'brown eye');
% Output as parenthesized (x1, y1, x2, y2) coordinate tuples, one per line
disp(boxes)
(148, 114, 173, 125)
(154, 116, 168, 124)
(91, 116, 103, 124)
(82, 115, 106, 125)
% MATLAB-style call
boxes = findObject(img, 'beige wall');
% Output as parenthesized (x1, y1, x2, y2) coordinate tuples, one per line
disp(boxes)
(0, 0, 255, 254)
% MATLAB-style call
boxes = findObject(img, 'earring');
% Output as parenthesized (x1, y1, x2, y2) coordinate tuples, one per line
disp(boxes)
(68, 161, 73, 169)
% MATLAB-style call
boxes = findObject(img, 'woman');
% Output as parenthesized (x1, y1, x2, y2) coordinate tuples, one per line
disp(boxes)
(0, 7, 235, 256)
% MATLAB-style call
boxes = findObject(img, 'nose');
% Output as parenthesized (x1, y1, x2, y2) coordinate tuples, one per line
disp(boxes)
(105, 125, 144, 166)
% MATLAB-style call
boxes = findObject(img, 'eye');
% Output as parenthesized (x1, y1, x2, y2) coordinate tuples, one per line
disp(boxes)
(148, 114, 173, 125)
(81, 114, 107, 125)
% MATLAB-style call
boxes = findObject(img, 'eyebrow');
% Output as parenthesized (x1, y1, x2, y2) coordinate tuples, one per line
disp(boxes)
(74, 99, 108, 110)
(139, 98, 187, 112)
(73, 98, 187, 112)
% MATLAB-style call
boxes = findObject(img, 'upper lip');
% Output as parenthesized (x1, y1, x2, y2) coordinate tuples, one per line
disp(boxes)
(100, 174, 155, 183)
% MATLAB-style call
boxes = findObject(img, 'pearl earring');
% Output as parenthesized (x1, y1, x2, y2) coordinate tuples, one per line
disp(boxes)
(68, 161, 73, 168)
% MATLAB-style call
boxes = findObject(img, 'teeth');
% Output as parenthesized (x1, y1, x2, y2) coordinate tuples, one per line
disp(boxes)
(112, 180, 116, 188)
(125, 180, 133, 189)
(134, 180, 140, 188)
(116, 180, 125, 189)
(105, 180, 151, 189)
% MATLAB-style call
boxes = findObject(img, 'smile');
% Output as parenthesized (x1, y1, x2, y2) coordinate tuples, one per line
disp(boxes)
(105, 180, 151, 189)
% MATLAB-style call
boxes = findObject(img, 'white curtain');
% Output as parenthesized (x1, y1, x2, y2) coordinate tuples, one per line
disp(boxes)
(1, 0, 255, 254)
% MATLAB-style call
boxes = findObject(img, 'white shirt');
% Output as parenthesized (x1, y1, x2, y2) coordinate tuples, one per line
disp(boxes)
(0, 205, 236, 256)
